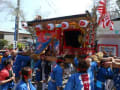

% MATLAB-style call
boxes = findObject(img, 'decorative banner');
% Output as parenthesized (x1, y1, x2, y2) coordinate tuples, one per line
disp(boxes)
(36, 37, 52, 54)
(98, 44, 118, 56)
(35, 31, 57, 54)
(79, 20, 89, 27)
(53, 40, 60, 55)
(21, 21, 28, 29)
(47, 23, 54, 30)
(35, 24, 43, 31)
(61, 22, 69, 29)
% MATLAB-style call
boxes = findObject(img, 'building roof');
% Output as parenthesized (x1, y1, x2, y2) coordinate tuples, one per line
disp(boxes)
(27, 13, 88, 26)
(0, 29, 30, 34)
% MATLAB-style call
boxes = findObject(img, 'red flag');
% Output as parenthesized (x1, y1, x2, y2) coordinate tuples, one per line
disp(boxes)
(97, 0, 114, 30)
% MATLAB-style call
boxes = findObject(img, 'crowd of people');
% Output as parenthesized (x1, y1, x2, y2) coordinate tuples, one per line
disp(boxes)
(0, 47, 120, 90)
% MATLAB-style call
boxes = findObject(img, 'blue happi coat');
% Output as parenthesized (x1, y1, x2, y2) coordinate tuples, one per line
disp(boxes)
(34, 60, 42, 82)
(0, 80, 14, 90)
(14, 54, 23, 77)
(0, 56, 11, 70)
(73, 57, 98, 90)
(64, 70, 94, 90)
(14, 55, 31, 77)
(95, 67, 113, 90)
(48, 64, 63, 90)
(15, 80, 36, 90)
(113, 68, 120, 90)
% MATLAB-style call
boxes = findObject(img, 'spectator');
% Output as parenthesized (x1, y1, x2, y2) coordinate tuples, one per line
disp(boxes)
(0, 59, 15, 90)
(64, 59, 92, 90)
(48, 56, 65, 90)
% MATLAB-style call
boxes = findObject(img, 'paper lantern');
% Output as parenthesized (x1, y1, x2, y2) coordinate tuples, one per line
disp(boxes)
(21, 21, 28, 29)
(35, 24, 43, 31)
(47, 23, 54, 30)
(61, 22, 69, 29)
(79, 20, 89, 27)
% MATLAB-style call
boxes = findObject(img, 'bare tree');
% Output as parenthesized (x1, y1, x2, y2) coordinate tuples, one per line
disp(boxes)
(117, 0, 120, 9)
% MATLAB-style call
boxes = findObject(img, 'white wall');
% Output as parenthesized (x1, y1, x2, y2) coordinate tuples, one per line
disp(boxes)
(4, 34, 14, 45)
(96, 20, 120, 56)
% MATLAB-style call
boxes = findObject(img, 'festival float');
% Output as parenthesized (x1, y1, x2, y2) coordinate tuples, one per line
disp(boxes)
(26, 11, 97, 56)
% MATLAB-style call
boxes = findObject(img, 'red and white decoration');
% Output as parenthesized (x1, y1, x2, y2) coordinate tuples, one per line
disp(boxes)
(61, 22, 69, 29)
(35, 24, 43, 31)
(47, 23, 54, 30)
(21, 21, 28, 29)
(97, 0, 114, 30)
(79, 20, 89, 27)
(79, 73, 90, 90)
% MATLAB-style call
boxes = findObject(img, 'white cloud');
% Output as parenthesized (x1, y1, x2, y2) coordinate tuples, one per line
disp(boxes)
(47, 0, 93, 18)
(21, 0, 93, 19)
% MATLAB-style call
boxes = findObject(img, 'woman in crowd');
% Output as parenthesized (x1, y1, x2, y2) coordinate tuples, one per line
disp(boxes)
(0, 59, 15, 90)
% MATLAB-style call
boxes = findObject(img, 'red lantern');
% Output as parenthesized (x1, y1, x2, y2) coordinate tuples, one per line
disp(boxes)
(47, 23, 54, 30)
(35, 24, 42, 31)
(79, 20, 89, 27)
(61, 22, 69, 29)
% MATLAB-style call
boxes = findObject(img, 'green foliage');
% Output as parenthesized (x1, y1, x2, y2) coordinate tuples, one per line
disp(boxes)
(8, 42, 25, 50)
(0, 39, 8, 49)
(17, 42, 25, 49)
(8, 44, 13, 49)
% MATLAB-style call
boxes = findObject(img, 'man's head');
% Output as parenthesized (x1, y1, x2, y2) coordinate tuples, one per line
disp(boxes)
(56, 56, 65, 69)
(3, 51, 9, 57)
(76, 54, 90, 73)
(77, 59, 90, 73)
(3, 59, 13, 69)
(20, 67, 32, 81)
(10, 50, 17, 57)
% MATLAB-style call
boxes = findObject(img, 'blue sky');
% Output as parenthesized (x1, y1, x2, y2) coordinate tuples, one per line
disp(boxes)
(0, 0, 94, 30)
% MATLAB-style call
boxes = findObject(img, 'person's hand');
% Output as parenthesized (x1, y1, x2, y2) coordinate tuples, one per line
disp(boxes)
(62, 50, 69, 57)
(112, 61, 116, 66)
(10, 76, 15, 81)
(107, 57, 113, 61)
(104, 61, 112, 67)
(12, 73, 15, 77)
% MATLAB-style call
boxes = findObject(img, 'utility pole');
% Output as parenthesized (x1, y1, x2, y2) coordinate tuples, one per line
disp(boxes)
(14, 0, 20, 49)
